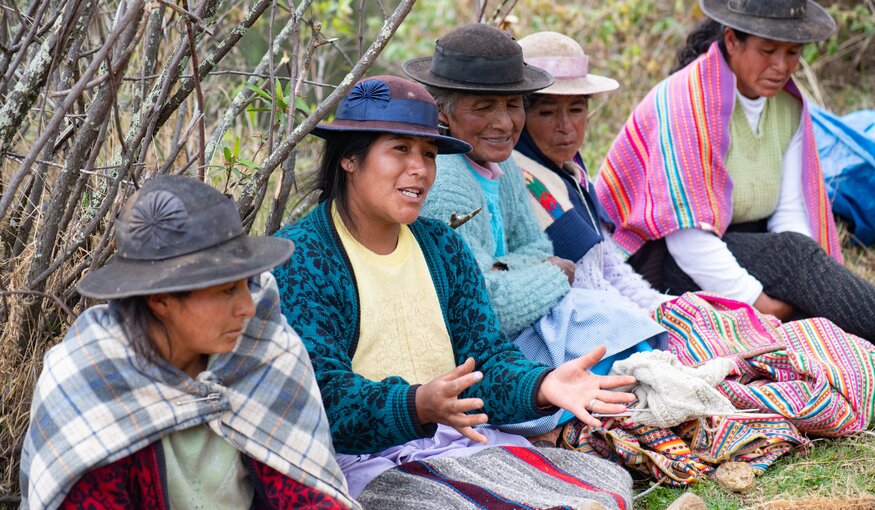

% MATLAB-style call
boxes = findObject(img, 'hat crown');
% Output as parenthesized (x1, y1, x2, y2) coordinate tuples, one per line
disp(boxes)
(519, 31, 585, 60)
(727, 0, 807, 19)
(334, 75, 439, 128)
(116, 175, 243, 261)
(429, 24, 527, 86)
(437, 23, 521, 58)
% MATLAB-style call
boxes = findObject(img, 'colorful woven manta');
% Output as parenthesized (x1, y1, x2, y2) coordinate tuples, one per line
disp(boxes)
(559, 404, 807, 487)
(595, 41, 842, 262)
(656, 292, 875, 436)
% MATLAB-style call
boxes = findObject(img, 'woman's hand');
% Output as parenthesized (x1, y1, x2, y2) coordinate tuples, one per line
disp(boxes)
(547, 256, 576, 285)
(753, 292, 794, 321)
(536, 345, 636, 428)
(415, 358, 490, 443)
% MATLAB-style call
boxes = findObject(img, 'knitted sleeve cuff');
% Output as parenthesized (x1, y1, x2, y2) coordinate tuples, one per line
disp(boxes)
(408, 384, 438, 438)
(526, 367, 560, 417)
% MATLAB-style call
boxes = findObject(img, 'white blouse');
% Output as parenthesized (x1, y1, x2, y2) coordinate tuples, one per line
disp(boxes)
(664, 91, 811, 303)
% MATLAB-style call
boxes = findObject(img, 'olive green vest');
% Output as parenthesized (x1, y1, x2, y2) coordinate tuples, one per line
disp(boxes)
(725, 91, 801, 223)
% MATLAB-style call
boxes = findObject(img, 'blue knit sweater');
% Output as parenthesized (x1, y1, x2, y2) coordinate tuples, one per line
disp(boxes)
(421, 154, 571, 336)
(272, 201, 554, 454)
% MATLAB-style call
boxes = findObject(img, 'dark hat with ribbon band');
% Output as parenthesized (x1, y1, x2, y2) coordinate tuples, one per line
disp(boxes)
(77, 175, 294, 299)
(402, 23, 554, 94)
(701, 0, 835, 43)
(311, 75, 471, 154)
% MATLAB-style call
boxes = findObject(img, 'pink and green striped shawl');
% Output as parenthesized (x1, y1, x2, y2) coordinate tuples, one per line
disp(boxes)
(595, 42, 842, 263)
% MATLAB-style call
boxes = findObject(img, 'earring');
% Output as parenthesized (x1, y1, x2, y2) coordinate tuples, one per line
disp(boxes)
(438, 121, 450, 136)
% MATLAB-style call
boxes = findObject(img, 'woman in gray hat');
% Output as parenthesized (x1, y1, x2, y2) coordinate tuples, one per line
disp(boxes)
(596, 0, 875, 342)
(272, 74, 637, 508)
(409, 23, 666, 440)
(20, 175, 354, 509)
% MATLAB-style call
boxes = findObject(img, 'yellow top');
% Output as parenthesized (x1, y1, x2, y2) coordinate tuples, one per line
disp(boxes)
(333, 206, 456, 384)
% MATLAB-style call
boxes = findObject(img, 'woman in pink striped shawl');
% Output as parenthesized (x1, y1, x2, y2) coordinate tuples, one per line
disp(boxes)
(596, 0, 875, 342)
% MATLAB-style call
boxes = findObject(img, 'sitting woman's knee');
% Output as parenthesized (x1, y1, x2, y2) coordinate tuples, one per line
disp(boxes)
(774, 231, 822, 257)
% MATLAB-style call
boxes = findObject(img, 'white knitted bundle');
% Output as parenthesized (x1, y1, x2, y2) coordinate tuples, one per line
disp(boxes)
(609, 350, 737, 428)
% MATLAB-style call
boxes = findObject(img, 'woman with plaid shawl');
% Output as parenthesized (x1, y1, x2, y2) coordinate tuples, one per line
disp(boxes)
(20, 176, 355, 509)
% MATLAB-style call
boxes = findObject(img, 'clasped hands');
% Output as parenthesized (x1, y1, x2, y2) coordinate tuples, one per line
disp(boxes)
(414, 345, 636, 444)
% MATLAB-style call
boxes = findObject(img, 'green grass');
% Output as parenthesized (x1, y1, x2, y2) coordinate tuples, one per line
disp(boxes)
(634, 433, 875, 509)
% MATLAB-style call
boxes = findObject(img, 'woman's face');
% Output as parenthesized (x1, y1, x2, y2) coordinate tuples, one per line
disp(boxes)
(441, 94, 526, 165)
(524, 94, 589, 167)
(725, 29, 803, 99)
(149, 278, 255, 375)
(345, 133, 438, 229)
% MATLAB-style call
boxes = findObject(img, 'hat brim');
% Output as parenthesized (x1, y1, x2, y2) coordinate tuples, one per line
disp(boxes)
(700, 0, 836, 43)
(402, 57, 554, 94)
(536, 73, 620, 96)
(311, 121, 472, 155)
(76, 236, 294, 299)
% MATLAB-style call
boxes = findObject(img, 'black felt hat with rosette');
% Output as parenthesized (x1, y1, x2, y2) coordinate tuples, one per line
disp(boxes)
(76, 175, 294, 299)
(701, 0, 836, 44)
(311, 75, 471, 154)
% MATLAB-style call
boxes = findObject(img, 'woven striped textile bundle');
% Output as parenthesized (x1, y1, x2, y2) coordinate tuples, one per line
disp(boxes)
(559, 406, 807, 487)
(656, 292, 875, 436)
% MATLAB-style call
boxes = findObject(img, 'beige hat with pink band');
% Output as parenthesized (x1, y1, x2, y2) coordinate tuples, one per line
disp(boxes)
(517, 31, 619, 96)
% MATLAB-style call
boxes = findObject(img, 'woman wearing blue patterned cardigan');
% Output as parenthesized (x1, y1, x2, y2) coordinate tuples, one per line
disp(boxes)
(272, 75, 636, 502)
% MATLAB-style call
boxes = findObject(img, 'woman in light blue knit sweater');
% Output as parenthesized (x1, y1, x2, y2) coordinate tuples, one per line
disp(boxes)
(405, 24, 666, 439)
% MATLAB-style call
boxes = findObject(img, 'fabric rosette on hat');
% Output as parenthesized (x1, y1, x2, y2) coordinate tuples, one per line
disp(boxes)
(402, 23, 554, 94)
(77, 175, 294, 299)
(700, 0, 835, 43)
(517, 31, 619, 96)
(311, 75, 471, 154)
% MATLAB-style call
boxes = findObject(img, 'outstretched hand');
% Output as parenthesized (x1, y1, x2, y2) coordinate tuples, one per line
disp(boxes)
(536, 345, 637, 428)
(415, 357, 489, 443)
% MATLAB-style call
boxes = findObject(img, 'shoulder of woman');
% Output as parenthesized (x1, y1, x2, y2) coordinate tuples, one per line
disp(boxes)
(41, 306, 129, 373)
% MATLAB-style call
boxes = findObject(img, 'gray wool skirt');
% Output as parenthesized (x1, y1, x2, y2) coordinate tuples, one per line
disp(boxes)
(356, 445, 633, 510)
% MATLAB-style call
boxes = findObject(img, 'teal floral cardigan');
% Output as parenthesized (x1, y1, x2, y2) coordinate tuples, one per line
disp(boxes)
(272, 201, 554, 454)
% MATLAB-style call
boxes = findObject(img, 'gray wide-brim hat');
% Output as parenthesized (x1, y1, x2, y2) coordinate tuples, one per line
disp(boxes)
(701, 0, 836, 43)
(77, 175, 294, 299)
(403, 23, 554, 94)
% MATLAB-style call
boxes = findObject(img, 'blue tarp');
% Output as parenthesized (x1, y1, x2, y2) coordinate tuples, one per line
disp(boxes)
(811, 105, 875, 246)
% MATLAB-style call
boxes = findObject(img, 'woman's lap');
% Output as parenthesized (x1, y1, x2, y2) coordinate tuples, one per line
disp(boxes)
(652, 231, 875, 341)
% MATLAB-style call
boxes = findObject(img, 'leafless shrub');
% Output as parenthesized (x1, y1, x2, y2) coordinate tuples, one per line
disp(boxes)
(0, 0, 415, 499)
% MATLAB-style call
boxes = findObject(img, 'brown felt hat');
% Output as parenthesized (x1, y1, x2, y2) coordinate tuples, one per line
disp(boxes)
(701, 0, 836, 43)
(402, 23, 554, 95)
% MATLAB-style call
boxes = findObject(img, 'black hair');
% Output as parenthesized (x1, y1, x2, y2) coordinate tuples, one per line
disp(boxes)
(673, 18, 751, 73)
(109, 291, 189, 366)
(523, 93, 590, 111)
(314, 131, 382, 231)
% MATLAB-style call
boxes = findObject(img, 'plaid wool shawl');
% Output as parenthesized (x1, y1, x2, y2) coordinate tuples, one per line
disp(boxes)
(20, 272, 356, 510)
(595, 42, 842, 262)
